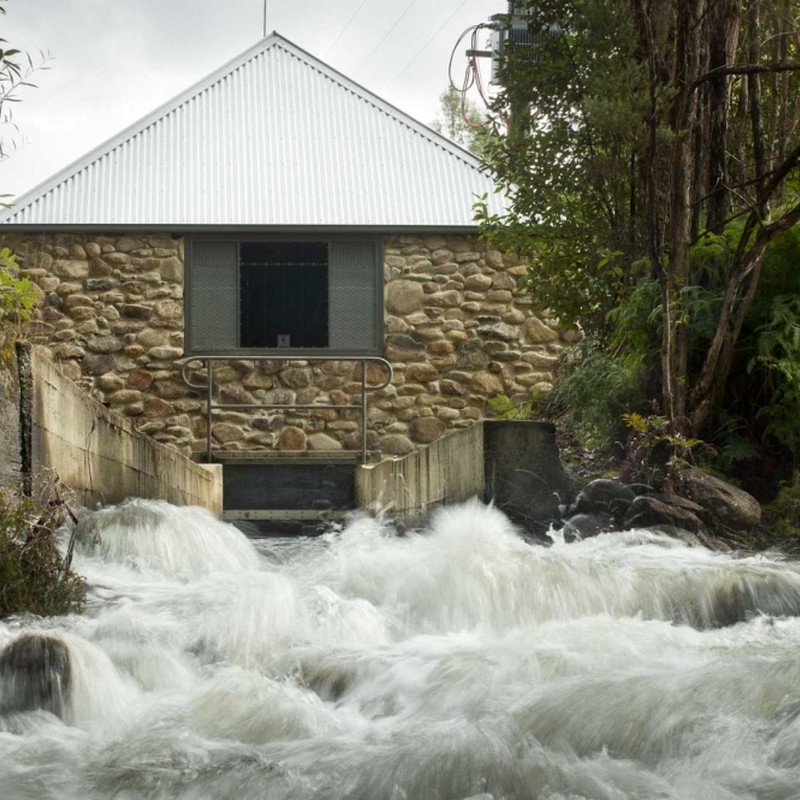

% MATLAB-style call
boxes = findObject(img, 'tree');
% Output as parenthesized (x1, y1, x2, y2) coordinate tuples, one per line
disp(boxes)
(478, 0, 800, 445)
(431, 86, 490, 156)
(0, 0, 50, 166)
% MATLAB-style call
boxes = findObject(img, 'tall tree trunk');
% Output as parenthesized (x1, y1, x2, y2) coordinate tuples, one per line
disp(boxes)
(662, 0, 704, 436)
(706, 0, 741, 233)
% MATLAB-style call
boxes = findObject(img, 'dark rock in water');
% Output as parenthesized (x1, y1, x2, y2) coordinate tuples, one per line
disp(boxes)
(0, 634, 71, 718)
(562, 512, 614, 543)
(700, 575, 800, 628)
(680, 467, 761, 533)
(648, 525, 707, 548)
(624, 495, 704, 533)
(573, 479, 636, 523)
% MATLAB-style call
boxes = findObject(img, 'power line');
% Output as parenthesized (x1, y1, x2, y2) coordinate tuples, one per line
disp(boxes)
(355, 0, 421, 73)
(325, 0, 371, 57)
(386, 0, 471, 88)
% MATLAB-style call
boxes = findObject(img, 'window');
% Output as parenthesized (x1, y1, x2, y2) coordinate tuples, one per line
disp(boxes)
(186, 237, 382, 357)
(240, 242, 329, 349)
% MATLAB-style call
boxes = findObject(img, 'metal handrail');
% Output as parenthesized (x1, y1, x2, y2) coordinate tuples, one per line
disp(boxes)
(179, 355, 394, 464)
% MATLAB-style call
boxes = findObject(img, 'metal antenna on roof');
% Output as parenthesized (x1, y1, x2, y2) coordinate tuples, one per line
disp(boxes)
(262, 0, 268, 37)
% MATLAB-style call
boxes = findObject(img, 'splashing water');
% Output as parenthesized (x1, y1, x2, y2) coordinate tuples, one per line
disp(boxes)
(3, 496, 800, 799)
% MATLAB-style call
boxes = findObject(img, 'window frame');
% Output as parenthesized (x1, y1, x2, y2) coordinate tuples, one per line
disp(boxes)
(184, 234, 385, 359)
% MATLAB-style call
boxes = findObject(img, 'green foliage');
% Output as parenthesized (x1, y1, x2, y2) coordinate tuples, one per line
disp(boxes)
(477, 0, 652, 335)
(761, 475, 800, 546)
(487, 393, 537, 420)
(431, 86, 490, 156)
(545, 340, 647, 448)
(0, 247, 40, 358)
(479, 0, 800, 454)
(0, 489, 84, 619)
(0, 247, 38, 322)
(0, 0, 50, 167)
(622, 412, 702, 452)
(747, 294, 800, 453)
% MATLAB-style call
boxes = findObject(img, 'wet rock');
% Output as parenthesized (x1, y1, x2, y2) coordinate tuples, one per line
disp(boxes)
(648, 525, 707, 548)
(0, 634, 71, 718)
(680, 467, 761, 533)
(573, 479, 636, 523)
(623, 495, 703, 533)
(562, 512, 614, 543)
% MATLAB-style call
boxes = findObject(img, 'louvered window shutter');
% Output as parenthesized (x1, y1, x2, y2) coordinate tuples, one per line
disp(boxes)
(328, 240, 380, 353)
(186, 240, 239, 354)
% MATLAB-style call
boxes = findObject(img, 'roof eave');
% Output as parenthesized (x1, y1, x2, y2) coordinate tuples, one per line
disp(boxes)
(0, 223, 483, 236)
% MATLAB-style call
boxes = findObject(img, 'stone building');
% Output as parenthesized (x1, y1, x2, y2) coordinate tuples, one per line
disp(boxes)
(0, 34, 573, 462)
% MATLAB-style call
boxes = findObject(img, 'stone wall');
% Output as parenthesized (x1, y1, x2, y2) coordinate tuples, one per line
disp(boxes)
(1, 232, 576, 459)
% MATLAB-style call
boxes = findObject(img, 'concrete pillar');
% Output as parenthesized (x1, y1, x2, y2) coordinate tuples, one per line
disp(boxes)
(483, 421, 571, 536)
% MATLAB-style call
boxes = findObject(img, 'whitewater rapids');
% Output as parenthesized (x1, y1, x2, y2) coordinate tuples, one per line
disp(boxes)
(3, 497, 800, 799)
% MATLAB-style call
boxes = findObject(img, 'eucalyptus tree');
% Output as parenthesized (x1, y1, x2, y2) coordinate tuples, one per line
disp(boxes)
(479, 0, 800, 442)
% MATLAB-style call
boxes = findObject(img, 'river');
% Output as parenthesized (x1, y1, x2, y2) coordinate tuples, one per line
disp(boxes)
(3, 497, 800, 799)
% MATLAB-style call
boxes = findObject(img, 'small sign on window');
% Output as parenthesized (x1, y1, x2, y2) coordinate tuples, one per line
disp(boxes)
(277, 334, 291, 348)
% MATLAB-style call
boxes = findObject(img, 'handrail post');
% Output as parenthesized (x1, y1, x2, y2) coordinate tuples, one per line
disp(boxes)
(360, 359, 368, 464)
(206, 358, 213, 463)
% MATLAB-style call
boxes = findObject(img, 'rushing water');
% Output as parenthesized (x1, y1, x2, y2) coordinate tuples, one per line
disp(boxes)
(3, 498, 800, 799)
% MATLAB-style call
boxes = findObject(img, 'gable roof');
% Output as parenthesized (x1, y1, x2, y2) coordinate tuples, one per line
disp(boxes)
(0, 33, 506, 231)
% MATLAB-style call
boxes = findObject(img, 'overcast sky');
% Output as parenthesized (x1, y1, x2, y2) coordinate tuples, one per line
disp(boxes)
(0, 0, 502, 201)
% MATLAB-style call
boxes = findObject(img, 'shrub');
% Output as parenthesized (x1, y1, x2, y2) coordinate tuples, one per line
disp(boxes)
(545, 339, 650, 449)
(0, 489, 84, 619)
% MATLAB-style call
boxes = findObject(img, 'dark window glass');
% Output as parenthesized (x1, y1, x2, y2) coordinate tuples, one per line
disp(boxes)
(239, 242, 329, 348)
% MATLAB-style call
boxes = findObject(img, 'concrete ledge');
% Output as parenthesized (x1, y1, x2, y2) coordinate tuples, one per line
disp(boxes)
(356, 422, 485, 515)
(356, 420, 570, 533)
(20, 343, 222, 514)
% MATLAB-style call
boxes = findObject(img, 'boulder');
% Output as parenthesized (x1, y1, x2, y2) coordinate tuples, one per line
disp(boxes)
(573, 479, 636, 523)
(680, 467, 761, 533)
(0, 634, 71, 718)
(623, 495, 703, 533)
(562, 512, 614, 543)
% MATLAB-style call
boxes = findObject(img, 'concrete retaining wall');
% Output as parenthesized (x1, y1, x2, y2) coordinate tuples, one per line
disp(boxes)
(19, 343, 222, 513)
(356, 419, 570, 534)
(355, 421, 485, 514)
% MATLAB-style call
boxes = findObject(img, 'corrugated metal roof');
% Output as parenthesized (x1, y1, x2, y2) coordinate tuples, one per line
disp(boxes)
(0, 34, 507, 230)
